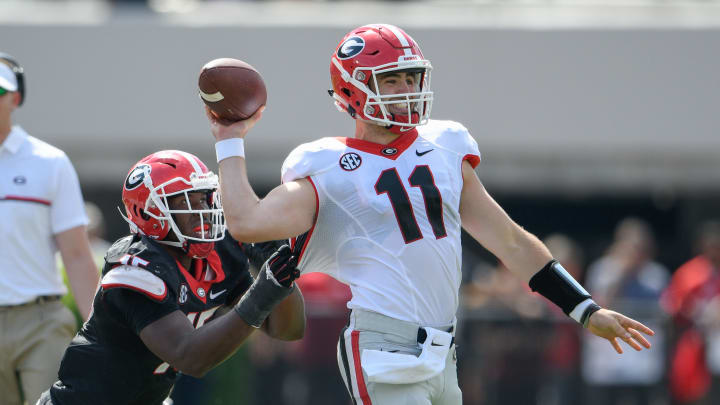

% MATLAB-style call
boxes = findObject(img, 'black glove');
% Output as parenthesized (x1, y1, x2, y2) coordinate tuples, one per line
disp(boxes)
(241, 240, 286, 270)
(233, 245, 299, 328)
(265, 245, 300, 288)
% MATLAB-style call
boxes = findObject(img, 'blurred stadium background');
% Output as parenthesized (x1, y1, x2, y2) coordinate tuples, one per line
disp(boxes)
(3, 0, 720, 404)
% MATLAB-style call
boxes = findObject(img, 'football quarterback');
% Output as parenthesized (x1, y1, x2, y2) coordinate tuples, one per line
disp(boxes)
(206, 24, 655, 405)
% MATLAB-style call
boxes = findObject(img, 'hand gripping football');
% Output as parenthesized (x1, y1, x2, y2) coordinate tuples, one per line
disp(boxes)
(198, 58, 267, 122)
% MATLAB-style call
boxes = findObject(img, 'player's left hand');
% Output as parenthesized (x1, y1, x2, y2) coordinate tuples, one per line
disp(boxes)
(265, 245, 300, 288)
(586, 308, 655, 354)
(241, 240, 286, 270)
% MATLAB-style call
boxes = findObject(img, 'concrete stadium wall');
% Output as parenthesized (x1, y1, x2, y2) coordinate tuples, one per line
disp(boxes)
(2, 24, 719, 194)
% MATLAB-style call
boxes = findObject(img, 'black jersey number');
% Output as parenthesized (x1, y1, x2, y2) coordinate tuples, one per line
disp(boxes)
(374, 165, 447, 244)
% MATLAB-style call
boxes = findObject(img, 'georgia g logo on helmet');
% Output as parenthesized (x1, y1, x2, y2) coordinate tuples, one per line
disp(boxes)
(124, 164, 151, 190)
(337, 36, 365, 60)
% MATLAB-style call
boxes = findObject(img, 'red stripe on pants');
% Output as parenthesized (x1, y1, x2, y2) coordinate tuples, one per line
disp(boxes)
(351, 330, 372, 405)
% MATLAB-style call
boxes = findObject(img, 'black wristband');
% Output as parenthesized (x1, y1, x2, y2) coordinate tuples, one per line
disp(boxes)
(233, 263, 294, 328)
(529, 260, 592, 316)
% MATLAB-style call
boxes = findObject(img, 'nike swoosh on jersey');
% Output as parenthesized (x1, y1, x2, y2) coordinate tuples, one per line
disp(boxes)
(209, 289, 227, 300)
(416, 149, 434, 156)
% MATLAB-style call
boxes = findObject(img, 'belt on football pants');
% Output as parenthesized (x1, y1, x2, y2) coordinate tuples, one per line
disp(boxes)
(348, 309, 456, 347)
(0, 295, 62, 308)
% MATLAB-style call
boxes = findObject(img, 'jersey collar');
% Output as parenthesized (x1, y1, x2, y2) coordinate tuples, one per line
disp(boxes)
(0, 126, 27, 155)
(175, 250, 226, 304)
(336, 130, 418, 160)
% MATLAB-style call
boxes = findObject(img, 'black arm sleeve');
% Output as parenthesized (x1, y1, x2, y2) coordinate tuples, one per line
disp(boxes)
(529, 260, 592, 315)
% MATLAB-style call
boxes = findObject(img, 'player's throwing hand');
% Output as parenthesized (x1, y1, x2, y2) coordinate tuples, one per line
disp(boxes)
(206, 105, 264, 141)
(586, 308, 655, 354)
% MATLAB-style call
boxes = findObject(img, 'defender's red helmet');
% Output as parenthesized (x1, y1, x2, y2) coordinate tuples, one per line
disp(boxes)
(329, 24, 433, 134)
(121, 150, 225, 254)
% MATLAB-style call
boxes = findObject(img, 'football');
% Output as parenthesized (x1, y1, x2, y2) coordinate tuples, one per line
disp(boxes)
(198, 58, 267, 122)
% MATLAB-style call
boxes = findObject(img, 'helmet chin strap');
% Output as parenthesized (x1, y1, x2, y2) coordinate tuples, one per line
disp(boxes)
(186, 240, 215, 259)
(387, 125, 418, 136)
(385, 112, 421, 136)
(156, 239, 184, 248)
(157, 238, 215, 259)
(159, 213, 215, 259)
(356, 116, 418, 137)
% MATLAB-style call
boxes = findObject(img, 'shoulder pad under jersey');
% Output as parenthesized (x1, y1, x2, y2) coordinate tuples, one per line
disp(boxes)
(104, 235, 136, 265)
(281, 137, 346, 183)
(418, 119, 481, 168)
(101, 265, 168, 302)
(104, 234, 177, 276)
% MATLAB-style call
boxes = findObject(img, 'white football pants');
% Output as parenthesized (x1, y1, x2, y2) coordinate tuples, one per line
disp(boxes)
(337, 309, 461, 405)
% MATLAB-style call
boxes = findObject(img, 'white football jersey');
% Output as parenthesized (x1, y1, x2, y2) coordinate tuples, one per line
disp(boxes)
(281, 120, 480, 326)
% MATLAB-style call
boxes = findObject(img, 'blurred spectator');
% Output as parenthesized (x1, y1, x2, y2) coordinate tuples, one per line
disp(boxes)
(582, 218, 668, 405)
(0, 52, 99, 405)
(663, 220, 720, 404)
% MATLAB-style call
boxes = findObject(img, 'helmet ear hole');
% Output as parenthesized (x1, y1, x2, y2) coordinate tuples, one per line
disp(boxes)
(139, 208, 151, 221)
(341, 88, 352, 98)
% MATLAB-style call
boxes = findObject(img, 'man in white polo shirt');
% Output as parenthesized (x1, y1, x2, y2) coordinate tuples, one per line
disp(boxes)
(0, 53, 100, 405)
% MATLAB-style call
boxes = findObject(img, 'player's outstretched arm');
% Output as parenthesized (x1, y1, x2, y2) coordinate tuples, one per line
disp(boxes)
(241, 243, 306, 340)
(262, 285, 305, 340)
(459, 161, 655, 352)
(207, 107, 316, 242)
(139, 247, 302, 377)
(586, 308, 654, 353)
(139, 305, 256, 378)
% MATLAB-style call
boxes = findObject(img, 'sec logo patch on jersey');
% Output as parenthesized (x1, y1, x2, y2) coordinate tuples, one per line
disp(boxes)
(339, 152, 362, 171)
(178, 284, 188, 304)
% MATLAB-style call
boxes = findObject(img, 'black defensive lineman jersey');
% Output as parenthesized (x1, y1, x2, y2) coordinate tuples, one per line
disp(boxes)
(49, 233, 255, 405)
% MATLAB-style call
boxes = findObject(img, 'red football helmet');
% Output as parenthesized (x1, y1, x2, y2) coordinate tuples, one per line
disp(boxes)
(121, 150, 225, 257)
(329, 24, 433, 134)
